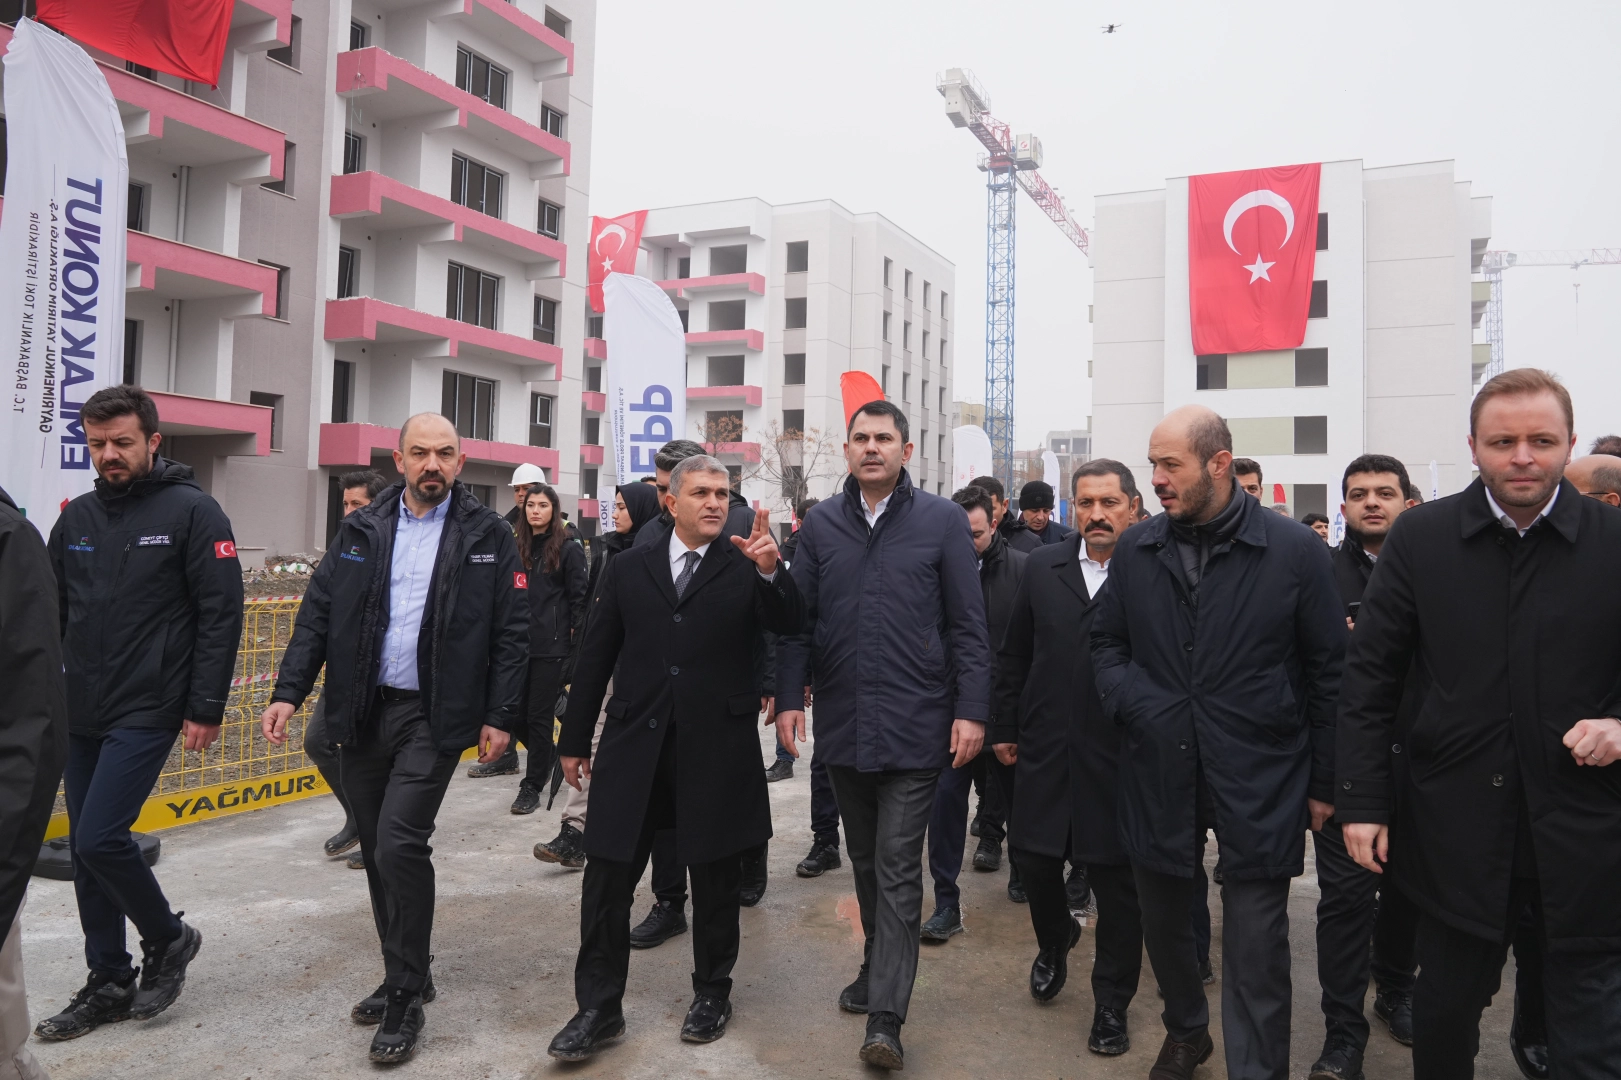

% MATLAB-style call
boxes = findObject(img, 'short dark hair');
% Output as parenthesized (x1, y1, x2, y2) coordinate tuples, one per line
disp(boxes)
(1072, 458, 1139, 502)
(339, 469, 388, 501)
(951, 485, 994, 521)
(81, 384, 160, 439)
(1301, 512, 1329, 527)
(1406, 482, 1424, 504)
(1189, 414, 1233, 467)
(970, 475, 1005, 501)
(795, 497, 820, 520)
(1589, 435, 1621, 458)
(1231, 456, 1262, 483)
(1341, 454, 1411, 498)
(654, 439, 707, 472)
(847, 399, 909, 443)
(1470, 367, 1572, 437)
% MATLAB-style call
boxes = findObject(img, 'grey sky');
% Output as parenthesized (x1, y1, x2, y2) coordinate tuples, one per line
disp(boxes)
(590, 0, 1621, 452)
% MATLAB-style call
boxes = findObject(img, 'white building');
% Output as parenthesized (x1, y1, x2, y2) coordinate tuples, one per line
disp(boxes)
(1091, 159, 1493, 518)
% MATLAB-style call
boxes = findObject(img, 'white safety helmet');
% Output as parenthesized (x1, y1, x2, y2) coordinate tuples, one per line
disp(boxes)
(511, 462, 547, 487)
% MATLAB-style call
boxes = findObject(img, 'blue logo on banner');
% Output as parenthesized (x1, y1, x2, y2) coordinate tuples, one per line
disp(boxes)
(628, 384, 674, 472)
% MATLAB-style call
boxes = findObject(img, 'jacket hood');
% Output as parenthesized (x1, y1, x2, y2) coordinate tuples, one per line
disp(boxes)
(94, 454, 199, 500)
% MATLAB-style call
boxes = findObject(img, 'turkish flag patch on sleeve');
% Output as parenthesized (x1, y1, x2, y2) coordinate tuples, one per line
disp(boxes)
(514, 572, 528, 590)
(215, 540, 238, 559)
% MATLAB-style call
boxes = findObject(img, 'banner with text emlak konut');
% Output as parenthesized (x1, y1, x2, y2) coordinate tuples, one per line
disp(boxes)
(600, 272, 686, 533)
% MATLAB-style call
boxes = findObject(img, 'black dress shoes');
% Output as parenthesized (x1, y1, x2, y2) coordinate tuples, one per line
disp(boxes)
(739, 845, 768, 907)
(353, 971, 436, 1024)
(1308, 1037, 1365, 1080)
(680, 994, 732, 1043)
(920, 906, 964, 942)
(547, 1008, 626, 1062)
(838, 963, 869, 1013)
(1149, 1030, 1215, 1080)
(796, 841, 841, 877)
(859, 1011, 905, 1070)
(368, 989, 424, 1064)
(1030, 917, 1081, 1002)
(1510, 993, 1550, 1080)
(629, 900, 687, 949)
(1088, 1004, 1130, 1055)
(972, 836, 1002, 871)
(323, 819, 359, 857)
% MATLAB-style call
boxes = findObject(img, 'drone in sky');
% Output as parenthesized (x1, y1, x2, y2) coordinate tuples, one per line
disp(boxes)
(1101, 23, 1123, 33)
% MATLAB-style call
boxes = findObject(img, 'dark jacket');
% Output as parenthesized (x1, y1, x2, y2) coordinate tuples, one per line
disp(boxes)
(1090, 490, 1346, 880)
(779, 528, 803, 566)
(272, 480, 528, 751)
(996, 532, 1122, 863)
(977, 531, 1027, 734)
(1029, 519, 1074, 546)
(777, 469, 991, 771)
(0, 486, 68, 937)
(559, 532, 804, 864)
(997, 512, 1043, 554)
(48, 455, 244, 734)
(1336, 480, 1621, 950)
(525, 533, 588, 661)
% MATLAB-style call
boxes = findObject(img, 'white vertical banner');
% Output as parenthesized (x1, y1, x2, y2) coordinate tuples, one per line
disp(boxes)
(0, 19, 128, 533)
(600, 272, 686, 533)
(1041, 448, 1060, 488)
(952, 425, 993, 491)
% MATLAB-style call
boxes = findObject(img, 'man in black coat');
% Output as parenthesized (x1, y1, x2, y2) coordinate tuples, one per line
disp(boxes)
(545, 456, 803, 1061)
(264, 413, 527, 1065)
(1091, 405, 1345, 1080)
(996, 459, 1143, 1055)
(973, 475, 1042, 555)
(1338, 369, 1621, 1078)
(37, 386, 243, 1041)
(1015, 480, 1074, 545)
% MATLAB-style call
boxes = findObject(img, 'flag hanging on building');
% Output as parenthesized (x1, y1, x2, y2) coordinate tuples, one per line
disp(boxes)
(0, 19, 129, 535)
(37, 0, 235, 87)
(588, 210, 647, 312)
(1188, 162, 1320, 355)
(600, 273, 685, 533)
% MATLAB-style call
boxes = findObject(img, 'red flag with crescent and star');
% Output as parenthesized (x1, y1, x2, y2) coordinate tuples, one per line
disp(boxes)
(1188, 163, 1321, 355)
(587, 210, 648, 312)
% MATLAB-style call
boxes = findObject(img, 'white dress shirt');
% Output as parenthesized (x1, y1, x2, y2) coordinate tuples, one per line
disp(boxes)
(1483, 484, 1559, 537)
(668, 529, 777, 583)
(379, 495, 449, 689)
(1079, 543, 1111, 597)
(861, 490, 894, 529)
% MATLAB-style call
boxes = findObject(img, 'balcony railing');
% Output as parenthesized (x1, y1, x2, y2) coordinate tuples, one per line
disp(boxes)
(324, 296, 560, 377)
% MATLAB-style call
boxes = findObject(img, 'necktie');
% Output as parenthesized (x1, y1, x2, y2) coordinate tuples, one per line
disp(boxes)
(674, 550, 701, 599)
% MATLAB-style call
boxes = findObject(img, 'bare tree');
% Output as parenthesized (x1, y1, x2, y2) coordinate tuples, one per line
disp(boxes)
(691, 413, 846, 516)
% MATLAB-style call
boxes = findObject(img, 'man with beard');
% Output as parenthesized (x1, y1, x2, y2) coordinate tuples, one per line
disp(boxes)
(37, 386, 243, 1042)
(263, 412, 526, 1064)
(1091, 405, 1345, 1080)
(1338, 368, 1621, 1078)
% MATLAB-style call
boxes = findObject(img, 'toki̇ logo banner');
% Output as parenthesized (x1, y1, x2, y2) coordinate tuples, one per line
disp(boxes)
(587, 210, 647, 313)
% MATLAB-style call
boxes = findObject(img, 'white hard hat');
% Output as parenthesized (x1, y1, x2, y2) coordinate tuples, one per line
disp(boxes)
(510, 463, 547, 487)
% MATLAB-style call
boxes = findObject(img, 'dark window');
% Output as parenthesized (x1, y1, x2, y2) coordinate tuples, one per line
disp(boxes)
(533, 296, 557, 344)
(249, 392, 284, 450)
(583, 417, 600, 444)
(902, 321, 911, 349)
(903, 269, 912, 297)
(582, 467, 599, 500)
(783, 409, 804, 435)
(587, 313, 603, 338)
(125, 60, 155, 79)
(441, 370, 495, 440)
(708, 245, 747, 275)
(540, 105, 565, 138)
(785, 297, 807, 329)
(455, 47, 508, 109)
(348, 19, 368, 50)
(529, 392, 554, 447)
(262, 141, 296, 195)
(326, 475, 346, 541)
(1295, 483, 1328, 519)
(1309, 280, 1328, 319)
(709, 355, 745, 386)
(704, 410, 743, 443)
(127, 182, 147, 231)
(343, 131, 364, 174)
(902, 372, 910, 401)
(882, 311, 891, 340)
(785, 240, 808, 273)
(543, 7, 569, 37)
(678, 309, 689, 332)
(677, 256, 691, 279)
(446, 262, 499, 328)
(940, 290, 948, 317)
(257, 260, 289, 319)
(883, 257, 892, 287)
(783, 353, 806, 384)
(923, 281, 931, 308)
(537, 199, 561, 239)
(1294, 415, 1328, 455)
(1196, 354, 1227, 390)
(1294, 348, 1328, 387)
(123, 319, 140, 384)
(1316, 213, 1329, 251)
(450, 153, 503, 217)
(939, 387, 946, 413)
(267, 16, 301, 68)
(938, 433, 946, 460)
(881, 365, 889, 393)
(586, 365, 602, 392)
(332, 359, 354, 423)
(337, 246, 358, 299)
(708, 300, 746, 331)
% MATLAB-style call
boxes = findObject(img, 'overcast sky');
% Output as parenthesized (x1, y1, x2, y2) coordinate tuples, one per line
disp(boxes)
(590, 0, 1621, 452)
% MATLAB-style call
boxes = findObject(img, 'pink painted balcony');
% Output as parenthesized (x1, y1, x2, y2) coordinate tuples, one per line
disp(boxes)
(704, 442, 762, 463)
(687, 329, 764, 352)
(581, 391, 606, 413)
(232, 0, 293, 47)
(337, 48, 569, 177)
(151, 391, 273, 456)
(688, 385, 763, 407)
(324, 297, 560, 377)
(656, 273, 766, 299)
(579, 444, 605, 465)
(330, 171, 565, 279)
(584, 337, 607, 360)
(578, 498, 600, 519)
(432, 0, 574, 79)
(320, 423, 560, 472)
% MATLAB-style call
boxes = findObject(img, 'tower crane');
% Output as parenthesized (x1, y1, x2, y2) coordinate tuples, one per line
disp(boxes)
(938, 68, 1089, 485)
(1479, 248, 1621, 381)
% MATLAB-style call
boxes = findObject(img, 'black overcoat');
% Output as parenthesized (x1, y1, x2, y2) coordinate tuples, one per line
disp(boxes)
(559, 534, 804, 865)
(996, 533, 1121, 864)
(1090, 495, 1346, 880)
(1336, 479, 1621, 950)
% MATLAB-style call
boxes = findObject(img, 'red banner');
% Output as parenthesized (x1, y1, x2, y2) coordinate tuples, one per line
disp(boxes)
(588, 210, 647, 313)
(839, 370, 885, 428)
(38, 0, 235, 87)
(1188, 163, 1321, 355)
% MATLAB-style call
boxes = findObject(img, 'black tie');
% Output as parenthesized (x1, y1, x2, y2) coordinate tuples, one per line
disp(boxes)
(674, 550, 701, 599)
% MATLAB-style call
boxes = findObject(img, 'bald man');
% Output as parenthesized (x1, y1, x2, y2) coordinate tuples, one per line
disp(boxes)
(1090, 405, 1345, 1080)
(264, 413, 529, 1065)
(1564, 454, 1621, 507)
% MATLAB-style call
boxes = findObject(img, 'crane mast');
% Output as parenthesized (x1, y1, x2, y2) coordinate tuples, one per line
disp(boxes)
(1479, 249, 1621, 380)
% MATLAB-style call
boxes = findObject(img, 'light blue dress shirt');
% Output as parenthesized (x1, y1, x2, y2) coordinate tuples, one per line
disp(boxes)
(378, 495, 449, 690)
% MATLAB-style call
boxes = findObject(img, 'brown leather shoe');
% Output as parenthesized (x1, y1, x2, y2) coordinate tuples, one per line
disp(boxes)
(1149, 1030, 1214, 1080)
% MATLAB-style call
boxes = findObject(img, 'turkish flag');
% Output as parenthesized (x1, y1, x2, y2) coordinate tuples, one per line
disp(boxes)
(1188, 163, 1321, 355)
(588, 210, 648, 313)
(38, 0, 236, 87)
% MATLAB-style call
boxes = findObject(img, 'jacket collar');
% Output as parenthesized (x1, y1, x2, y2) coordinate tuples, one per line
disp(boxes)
(841, 466, 914, 521)
(1458, 477, 1582, 544)
(1132, 484, 1269, 549)
(1052, 530, 1095, 606)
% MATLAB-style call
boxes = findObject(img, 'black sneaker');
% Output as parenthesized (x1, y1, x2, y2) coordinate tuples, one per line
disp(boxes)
(920, 906, 964, 942)
(972, 836, 1002, 872)
(130, 922, 202, 1020)
(860, 1011, 904, 1070)
(740, 847, 768, 907)
(838, 964, 869, 1013)
(1008, 874, 1028, 904)
(629, 900, 687, 949)
(323, 819, 360, 857)
(347, 849, 365, 869)
(1308, 1037, 1366, 1080)
(466, 747, 518, 778)
(764, 759, 794, 783)
(796, 841, 841, 878)
(1373, 988, 1413, 1046)
(969, 816, 983, 838)
(510, 780, 542, 815)
(368, 989, 424, 1064)
(33, 970, 137, 1040)
(534, 822, 586, 868)
(353, 971, 437, 1024)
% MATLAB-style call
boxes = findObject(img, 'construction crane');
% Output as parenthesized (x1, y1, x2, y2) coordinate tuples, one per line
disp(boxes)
(938, 68, 1088, 485)
(1479, 248, 1621, 381)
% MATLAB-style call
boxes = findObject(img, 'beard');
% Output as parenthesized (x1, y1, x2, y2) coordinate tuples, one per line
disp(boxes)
(1480, 464, 1560, 510)
(407, 472, 451, 507)
(1164, 467, 1217, 523)
(97, 453, 154, 493)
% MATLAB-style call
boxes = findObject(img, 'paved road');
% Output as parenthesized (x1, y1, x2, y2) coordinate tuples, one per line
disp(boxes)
(21, 723, 1523, 1079)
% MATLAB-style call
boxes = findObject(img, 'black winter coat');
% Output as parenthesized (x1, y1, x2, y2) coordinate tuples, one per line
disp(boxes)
(559, 533, 804, 864)
(1029, 520, 1073, 546)
(526, 536, 588, 660)
(1091, 493, 1346, 880)
(1336, 480, 1621, 950)
(0, 486, 68, 938)
(997, 533, 1122, 863)
(976, 531, 1027, 736)
(272, 481, 528, 751)
(777, 470, 991, 771)
(49, 456, 243, 733)
(998, 513, 1043, 554)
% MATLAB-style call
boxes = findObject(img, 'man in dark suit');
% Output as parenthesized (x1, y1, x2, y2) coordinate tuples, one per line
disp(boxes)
(546, 455, 804, 1062)
(996, 459, 1143, 1055)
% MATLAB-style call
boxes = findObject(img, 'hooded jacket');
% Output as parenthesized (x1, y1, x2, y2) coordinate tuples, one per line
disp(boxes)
(49, 455, 244, 734)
